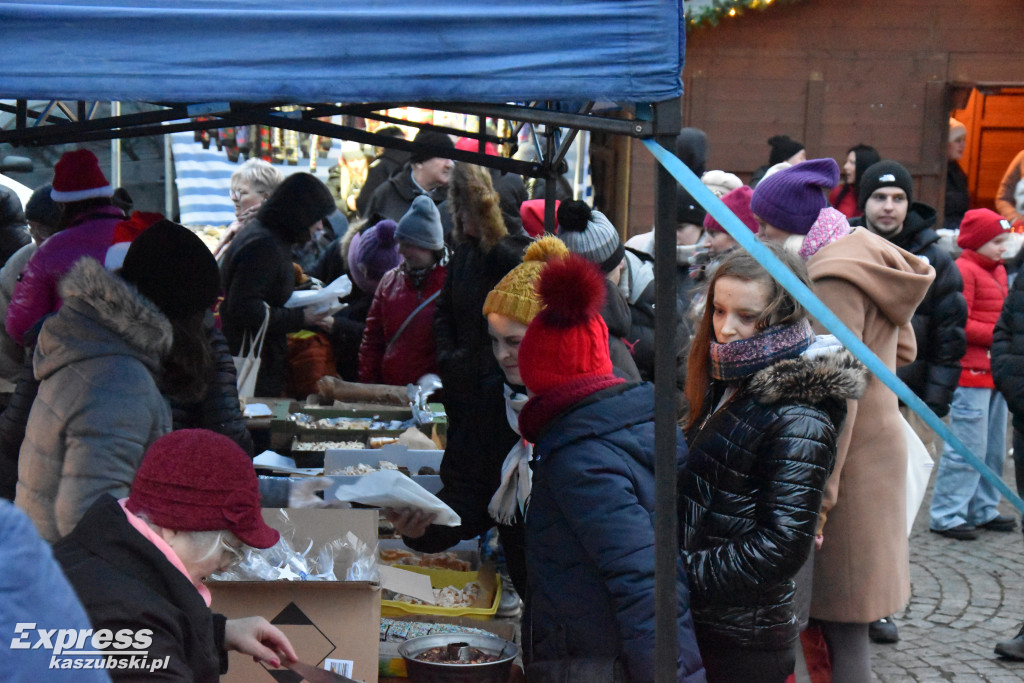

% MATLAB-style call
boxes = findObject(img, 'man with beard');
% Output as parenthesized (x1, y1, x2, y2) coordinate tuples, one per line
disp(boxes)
(850, 159, 967, 644)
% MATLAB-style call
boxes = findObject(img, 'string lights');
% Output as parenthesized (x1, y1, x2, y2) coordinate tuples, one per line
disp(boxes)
(686, 0, 803, 29)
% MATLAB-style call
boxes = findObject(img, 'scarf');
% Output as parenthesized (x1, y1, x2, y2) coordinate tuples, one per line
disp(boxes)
(518, 374, 625, 444)
(488, 386, 532, 525)
(799, 207, 851, 261)
(119, 498, 212, 607)
(709, 319, 815, 382)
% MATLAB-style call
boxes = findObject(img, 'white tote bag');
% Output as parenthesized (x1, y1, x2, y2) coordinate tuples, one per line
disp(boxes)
(232, 304, 269, 400)
(903, 414, 934, 536)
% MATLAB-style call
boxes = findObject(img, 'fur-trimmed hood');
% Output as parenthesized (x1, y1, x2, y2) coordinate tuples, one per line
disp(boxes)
(34, 257, 172, 380)
(747, 349, 868, 407)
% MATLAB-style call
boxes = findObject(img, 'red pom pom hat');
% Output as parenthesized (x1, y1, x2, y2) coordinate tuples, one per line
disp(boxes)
(518, 253, 613, 395)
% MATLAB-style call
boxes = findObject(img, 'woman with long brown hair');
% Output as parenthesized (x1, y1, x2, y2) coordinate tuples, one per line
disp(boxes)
(678, 247, 867, 682)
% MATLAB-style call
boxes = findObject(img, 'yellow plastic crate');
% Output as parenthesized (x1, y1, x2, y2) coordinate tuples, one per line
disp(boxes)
(380, 566, 501, 620)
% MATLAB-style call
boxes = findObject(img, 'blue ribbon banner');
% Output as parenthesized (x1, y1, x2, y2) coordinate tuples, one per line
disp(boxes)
(643, 139, 1024, 515)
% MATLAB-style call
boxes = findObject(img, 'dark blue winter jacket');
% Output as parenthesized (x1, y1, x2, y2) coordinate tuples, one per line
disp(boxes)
(523, 382, 705, 683)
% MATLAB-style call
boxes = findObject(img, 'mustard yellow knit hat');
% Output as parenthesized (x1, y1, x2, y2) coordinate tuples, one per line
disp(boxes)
(483, 235, 569, 325)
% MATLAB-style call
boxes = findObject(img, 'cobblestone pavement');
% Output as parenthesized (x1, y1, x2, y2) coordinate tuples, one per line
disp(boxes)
(870, 459, 1024, 681)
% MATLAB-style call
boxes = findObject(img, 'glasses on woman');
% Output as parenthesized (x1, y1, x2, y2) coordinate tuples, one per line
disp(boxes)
(217, 535, 246, 569)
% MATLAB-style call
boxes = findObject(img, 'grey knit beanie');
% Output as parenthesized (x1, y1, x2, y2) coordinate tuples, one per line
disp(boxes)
(556, 200, 624, 273)
(396, 196, 444, 251)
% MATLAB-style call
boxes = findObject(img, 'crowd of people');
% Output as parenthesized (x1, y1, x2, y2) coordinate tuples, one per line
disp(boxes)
(1, 118, 1024, 682)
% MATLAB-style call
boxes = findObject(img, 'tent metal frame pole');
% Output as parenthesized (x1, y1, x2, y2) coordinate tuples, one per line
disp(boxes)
(216, 108, 545, 178)
(651, 96, 681, 683)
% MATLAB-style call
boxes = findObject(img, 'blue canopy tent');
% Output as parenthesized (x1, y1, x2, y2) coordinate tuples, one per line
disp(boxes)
(0, 1, 689, 679)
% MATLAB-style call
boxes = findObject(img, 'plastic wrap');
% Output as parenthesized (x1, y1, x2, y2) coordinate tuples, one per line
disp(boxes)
(213, 511, 378, 581)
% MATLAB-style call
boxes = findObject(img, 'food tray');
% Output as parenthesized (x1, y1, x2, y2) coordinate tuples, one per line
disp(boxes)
(271, 403, 447, 438)
(378, 538, 479, 570)
(324, 444, 444, 493)
(381, 567, 501, 620)
(325, 444, 443, 474)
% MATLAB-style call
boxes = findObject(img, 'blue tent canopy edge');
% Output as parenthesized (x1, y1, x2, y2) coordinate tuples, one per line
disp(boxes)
(0, 0, 684, 105)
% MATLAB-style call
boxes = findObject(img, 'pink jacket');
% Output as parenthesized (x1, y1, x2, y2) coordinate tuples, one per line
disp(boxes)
(6, 206, 124, 345)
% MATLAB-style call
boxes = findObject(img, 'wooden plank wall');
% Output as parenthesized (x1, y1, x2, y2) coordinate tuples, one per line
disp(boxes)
(627, 0, 1024, 233)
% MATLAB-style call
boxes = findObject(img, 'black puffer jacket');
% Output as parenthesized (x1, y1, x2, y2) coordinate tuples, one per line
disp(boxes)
(852, 202, 966, 416)
(169, 314, 253, 455)
(679, 350, 867, 650)
(992, 259, 1024, 431)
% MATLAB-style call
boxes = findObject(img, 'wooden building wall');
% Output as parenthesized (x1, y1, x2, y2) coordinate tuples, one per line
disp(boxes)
(625, 0, 1024, 233)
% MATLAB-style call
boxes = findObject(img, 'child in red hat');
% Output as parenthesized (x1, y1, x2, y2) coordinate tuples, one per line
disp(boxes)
(930, 208, 1016, 539)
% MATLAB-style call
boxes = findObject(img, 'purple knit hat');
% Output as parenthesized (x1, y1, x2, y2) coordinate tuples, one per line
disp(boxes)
(750, 158, 839, 236)
(347, 219, 401, 294)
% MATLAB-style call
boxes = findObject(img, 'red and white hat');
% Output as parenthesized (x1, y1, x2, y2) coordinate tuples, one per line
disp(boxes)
(50, 149, 114, 202)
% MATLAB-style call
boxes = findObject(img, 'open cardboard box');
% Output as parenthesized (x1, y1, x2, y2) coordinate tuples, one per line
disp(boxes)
(208, 508, 385, 683)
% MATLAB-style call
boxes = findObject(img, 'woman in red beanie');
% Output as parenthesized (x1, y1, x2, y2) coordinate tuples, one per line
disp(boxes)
(515, 253, 704, 683)
(55, 429, 297, 681)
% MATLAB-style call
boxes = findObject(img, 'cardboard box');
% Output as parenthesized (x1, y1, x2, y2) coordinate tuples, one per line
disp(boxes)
(208, 509, 381, 683)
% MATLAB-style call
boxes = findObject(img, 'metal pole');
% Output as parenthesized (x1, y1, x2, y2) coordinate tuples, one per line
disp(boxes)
(164, 133, 173, 218)
(109, 101, 121, 189)
(651, 97, 681, 683)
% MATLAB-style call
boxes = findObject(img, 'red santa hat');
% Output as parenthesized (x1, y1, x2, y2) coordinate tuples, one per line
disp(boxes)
(50, 149, 114, 203)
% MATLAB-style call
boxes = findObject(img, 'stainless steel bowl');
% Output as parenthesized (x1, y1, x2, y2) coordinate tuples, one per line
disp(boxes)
(397, 633, 518, 683)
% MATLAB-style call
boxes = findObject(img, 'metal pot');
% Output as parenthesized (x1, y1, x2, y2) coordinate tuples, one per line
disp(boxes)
(397, 633, 518, 683)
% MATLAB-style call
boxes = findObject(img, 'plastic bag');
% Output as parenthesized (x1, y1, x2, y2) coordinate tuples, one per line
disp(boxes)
(903, 414, 933, 536)
(212, 510, 378, 581)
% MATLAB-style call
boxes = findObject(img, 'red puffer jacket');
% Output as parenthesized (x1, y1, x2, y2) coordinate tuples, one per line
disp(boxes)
(957, 248, 1008, 388)
(6, 206, 124, 345)
(358, 263, 446, 386)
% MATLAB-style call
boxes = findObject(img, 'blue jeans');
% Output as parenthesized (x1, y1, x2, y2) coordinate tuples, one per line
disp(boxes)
(930, 386, 1008, 530)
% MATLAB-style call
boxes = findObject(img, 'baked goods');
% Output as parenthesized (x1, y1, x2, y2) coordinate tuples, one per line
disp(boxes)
(379, 548, 472, 572)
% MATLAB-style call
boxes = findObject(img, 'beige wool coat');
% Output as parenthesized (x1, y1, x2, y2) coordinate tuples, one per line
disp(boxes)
(806, 228, 935, 623)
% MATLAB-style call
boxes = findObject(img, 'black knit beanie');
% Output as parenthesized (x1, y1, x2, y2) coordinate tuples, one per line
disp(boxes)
(768, 135, 805, 166)
(858, 160, 913, 210)
(120, 219, 220, 320)
(410, 130, 455, 164)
